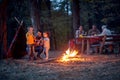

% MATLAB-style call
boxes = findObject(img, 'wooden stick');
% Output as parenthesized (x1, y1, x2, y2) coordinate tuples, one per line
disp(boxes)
(14, 17, 20, 24)
(7, 17, 23, 58)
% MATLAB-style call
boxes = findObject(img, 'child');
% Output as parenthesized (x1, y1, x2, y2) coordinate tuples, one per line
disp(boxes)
(43, 32, 50, 60)
(26, 27, 36, 60)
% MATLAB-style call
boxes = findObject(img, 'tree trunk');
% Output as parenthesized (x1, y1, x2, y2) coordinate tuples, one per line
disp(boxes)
(29, 0, 41, 33)
(0, 0, 8, 59)
(66, 0, 69, 15)
(72, 0, 80, 37)
(45, 0, 57, 50)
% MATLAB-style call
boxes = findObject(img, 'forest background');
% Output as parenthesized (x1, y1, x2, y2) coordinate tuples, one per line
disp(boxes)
(0, 0, 120, 58)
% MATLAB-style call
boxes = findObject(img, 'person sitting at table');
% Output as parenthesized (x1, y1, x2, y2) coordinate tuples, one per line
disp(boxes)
(88, 25, 100, 36)
(75, 26, 85, 54)
(100, 25, 113, 54)
(75, 25, 85, 38)
(100, 25, 111, 35)
(87, 25, 100, 54)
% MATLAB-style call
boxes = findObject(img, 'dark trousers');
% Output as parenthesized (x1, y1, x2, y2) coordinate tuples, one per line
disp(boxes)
(35, 46, 43, 57)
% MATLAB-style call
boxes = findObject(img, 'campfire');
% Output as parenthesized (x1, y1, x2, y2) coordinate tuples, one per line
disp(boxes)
(61, 48, 78, 62)
(58, 48, 91, 62)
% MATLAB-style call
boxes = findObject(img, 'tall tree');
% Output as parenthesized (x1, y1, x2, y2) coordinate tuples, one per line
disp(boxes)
(72, 0, 80, 37)
(29, 0, 41, 33)
(45, 0, 57, 50)
(0, 0, 8, 59)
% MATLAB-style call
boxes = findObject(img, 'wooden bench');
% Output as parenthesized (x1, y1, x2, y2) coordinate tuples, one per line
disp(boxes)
(74, 36, 105, 54)
(99, 34, 120, 54)
(89, 36, 105, 54)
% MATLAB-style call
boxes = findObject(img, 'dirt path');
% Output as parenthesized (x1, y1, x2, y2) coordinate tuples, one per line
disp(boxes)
(0, 51, 120, 80)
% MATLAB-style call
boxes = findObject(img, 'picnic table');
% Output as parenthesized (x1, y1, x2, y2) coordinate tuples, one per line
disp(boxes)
(75, 34, 120, 54)
(75, 35, 104, 54)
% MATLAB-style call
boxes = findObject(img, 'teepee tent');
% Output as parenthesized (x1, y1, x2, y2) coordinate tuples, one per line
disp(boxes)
(7, 18, 27, 58)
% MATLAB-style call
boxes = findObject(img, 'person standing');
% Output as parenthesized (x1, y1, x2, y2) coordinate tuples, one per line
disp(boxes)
(43, 32, 50, 60)
(26, 26, 36, 60)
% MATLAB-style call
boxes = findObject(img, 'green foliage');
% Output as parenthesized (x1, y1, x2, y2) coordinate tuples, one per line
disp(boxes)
(7, 0, 31, 26)
(51, 10, 72, 49)
(5, 0, 120, 50)
(79, 0, 120, 32)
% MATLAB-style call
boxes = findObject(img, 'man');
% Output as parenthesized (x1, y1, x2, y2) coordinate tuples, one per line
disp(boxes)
(88, 25, 100, 36)
(35, 31, 43, 59)
(87, 25, 100, 54)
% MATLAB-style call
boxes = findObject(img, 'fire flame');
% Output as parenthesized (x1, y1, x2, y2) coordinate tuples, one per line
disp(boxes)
(61, 49, 78, 61)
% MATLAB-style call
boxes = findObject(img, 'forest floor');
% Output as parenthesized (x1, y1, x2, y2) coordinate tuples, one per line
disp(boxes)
(0, 51, 120, 80)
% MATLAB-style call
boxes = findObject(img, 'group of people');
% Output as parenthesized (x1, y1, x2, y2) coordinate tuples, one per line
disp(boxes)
(75, 25, 111, 38)
(74, 25, 112, 54)
(26, 26, 50, 61)
(26, 25, 111, 60)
